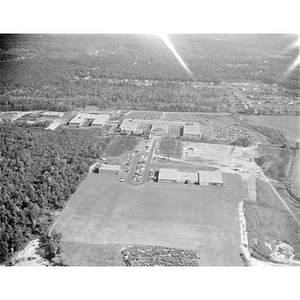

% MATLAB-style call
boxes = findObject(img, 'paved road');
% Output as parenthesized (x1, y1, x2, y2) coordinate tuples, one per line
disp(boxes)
(127, 138, 157, 185)
(126, 153, 142, 185)
(141, 139, 156, 184)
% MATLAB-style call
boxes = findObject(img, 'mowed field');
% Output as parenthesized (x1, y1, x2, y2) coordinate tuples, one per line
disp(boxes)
(104, 136, 138, 157)
(159, 137, 183, 158)
(242, 116, 300, 142)
(54, 172, 246, 266)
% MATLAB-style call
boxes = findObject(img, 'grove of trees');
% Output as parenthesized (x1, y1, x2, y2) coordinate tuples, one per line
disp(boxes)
(0, 123, 110, 263)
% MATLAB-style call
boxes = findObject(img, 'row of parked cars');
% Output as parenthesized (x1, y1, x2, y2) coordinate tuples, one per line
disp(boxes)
(132, 155, 147, 183)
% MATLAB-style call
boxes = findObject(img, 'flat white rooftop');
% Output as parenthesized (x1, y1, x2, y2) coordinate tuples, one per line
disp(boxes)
(184, 123, 201, 135)
(120, 119, 138, 132)
(91, 114, 110, 125)
(70, 113, 110, 125)
(42, 111, 64, 118)
(198, 170, 223, 184)
(158, 168, 178, 181)
(177, 171, 198, 182)
(99, 164, 121, 172)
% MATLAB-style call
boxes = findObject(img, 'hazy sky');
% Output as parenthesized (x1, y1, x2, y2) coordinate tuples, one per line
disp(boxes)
(1, 0, 299, 34)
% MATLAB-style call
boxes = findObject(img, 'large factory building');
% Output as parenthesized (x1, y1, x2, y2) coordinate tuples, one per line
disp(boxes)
(157, 168, 223, 186)
(69, 113, 110, 128)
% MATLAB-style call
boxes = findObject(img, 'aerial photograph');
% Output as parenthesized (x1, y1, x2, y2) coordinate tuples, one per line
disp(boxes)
(0, 33, 299, 269)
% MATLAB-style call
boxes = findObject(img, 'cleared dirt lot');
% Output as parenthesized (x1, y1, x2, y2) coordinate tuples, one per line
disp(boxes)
(54, 172, 246, 266)
(244, 179, 300, 263)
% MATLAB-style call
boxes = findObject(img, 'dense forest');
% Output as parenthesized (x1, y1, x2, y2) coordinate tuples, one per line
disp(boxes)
(0, 123, 110, 263)
(0, 34, 299, 112)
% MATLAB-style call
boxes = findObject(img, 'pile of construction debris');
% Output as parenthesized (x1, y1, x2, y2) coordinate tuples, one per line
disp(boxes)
(121, 245, 201, 266)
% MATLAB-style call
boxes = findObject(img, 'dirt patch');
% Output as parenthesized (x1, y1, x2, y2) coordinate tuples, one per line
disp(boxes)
(10, 239, 49, 267)
(254, 147, 290, 181)
(121, 245, 201, 266)
(244, 179, 300, 264)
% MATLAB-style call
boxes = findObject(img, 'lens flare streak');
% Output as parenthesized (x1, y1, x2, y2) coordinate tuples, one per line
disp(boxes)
(283, 36, 300, 78)
(158, 33, 195, 80)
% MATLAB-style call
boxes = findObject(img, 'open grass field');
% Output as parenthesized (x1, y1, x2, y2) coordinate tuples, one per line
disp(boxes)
(104, 135, 138, 157)
(242, 116, 300, 142)
(159, 137, 183, 158)
(54, 172, 246, 266)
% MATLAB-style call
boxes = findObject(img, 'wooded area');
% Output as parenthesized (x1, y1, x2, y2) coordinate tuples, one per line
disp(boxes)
(0, 34, 298, 112)
(0, 123, 110, 263)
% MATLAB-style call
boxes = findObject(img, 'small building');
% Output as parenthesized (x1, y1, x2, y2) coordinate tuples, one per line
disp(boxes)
(198, 170, 223, 186)
(91, 114, 110, 127)
(158, 168, 178, 183)
(69, 113, 90, 127)
(69, 115, 91, 127)
(42, 111, 64, 118)
(177, 172, 198, 184)
(183, 123, 201, 137)
(119, 119, 138, 134)
(99, 164, 121, 174)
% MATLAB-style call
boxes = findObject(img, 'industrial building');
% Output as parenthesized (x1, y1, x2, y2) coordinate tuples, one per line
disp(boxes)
(98, 164, 121, 174)
(177, 172, 198, 184)
(42, 111, 64, 118)
(91, 114, 110, 126)
(69, 113, 110, 128)
(158, 168, 178, 183)
(119, 119, 138, 134)
(157, 168, 224, 186)
(198, 170, 223, 186)
(183, 123, 201, 137)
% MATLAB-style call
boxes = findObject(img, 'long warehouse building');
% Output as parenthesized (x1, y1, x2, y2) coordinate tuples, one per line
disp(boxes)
(69, 113, 110, 127)
(158, 168, 223, 186)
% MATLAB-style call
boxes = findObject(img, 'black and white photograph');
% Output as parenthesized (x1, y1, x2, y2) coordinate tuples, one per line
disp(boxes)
(0, 1, 299, 299)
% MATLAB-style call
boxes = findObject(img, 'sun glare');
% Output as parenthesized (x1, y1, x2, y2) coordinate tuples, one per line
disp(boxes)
(283, 36, 300, 78)
(158, 33, 195, 81)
